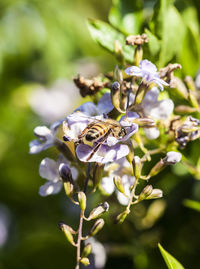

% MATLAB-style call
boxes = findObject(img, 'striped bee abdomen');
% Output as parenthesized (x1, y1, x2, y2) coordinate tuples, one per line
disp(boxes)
(85, 124, 108, 142)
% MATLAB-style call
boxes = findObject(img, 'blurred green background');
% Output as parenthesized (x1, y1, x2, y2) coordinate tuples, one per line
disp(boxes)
(1, 0, 200, 268)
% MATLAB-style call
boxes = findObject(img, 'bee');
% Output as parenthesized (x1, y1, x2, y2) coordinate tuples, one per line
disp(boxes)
(77, 118, 127, 161)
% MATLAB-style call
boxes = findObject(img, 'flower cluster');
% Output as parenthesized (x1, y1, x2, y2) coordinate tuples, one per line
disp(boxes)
(29, 32, 200, 268)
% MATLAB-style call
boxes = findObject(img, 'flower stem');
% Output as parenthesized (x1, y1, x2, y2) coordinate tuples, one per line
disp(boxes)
(75, 163, 91, 269)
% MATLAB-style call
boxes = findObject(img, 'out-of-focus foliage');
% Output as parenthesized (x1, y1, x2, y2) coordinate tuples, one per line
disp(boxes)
(1, 0, 200, 269)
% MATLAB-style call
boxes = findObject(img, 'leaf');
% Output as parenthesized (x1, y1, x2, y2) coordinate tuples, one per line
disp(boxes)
(144, 29, 161, 61)
(149, 0, 186, 67)
(178, 7, 200, 76)
(158, 244, 185, 269)
(87, 18, 134, 63)
(109, 6, 143, 35)
(183, 199, 200, 212)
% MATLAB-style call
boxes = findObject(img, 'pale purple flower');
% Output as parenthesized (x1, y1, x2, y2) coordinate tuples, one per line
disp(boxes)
(125, 59, 169, 91)
(39, 156, 78, 196)
(63, 111, 138, 163)
(101, 158, 135, 205)
(75, 92, 114, 116)
(29, 120, 62, 154)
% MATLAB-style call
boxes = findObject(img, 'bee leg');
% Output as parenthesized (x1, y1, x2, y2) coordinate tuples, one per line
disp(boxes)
(86, 130, 111, 162)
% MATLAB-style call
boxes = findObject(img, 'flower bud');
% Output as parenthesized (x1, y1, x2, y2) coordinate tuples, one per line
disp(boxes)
(133, 118, 156, 128)
(188, 90, 199, 109)
(114, 65, 123, 84)
(184, 76, 196, 91)
(59, 222, 75, 246)
(148, 159, 165, 178)
(114, 176, 125, 194)
(111, 82, 125, 113)
(88, 202, 109, 220)
(163, 151, 182, 165)
(89, 219, 105, 236)
(174, 105, 197, 114)
(63, 182, 74, 197)
(78, 191, 87, 211)
(134, 45, 143, 66)
(114, 40, 124, 64)
(81, 243, 92, 258)
(146, 188, 163, 199)
(132, 156, 142, 179)
(80, 257, 90, 266)
(59, 163, 72, 182)
(138, 185, 153, 201)
(115, 210, 129, 224)
(134, 82, 148, 105)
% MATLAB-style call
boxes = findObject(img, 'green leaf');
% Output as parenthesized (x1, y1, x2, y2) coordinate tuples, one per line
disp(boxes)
(144, 29, 161, 61)
(158, 244, 185, 269)
(149, 0, 186, 67)
(178, 7, 200, 76)
(109, 6, 143, 35)
(87, 18, 134, 63)
(183, 199, 200, 212)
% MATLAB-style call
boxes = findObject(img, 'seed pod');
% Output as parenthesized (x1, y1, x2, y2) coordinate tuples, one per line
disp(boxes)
(114, 65, 123, 84)
(78, 191, 87, 211)
(59, 222, 75, 246)
(88, 202, 109, 220)
(81, 243, 92, 258)
(111, 82, 125, 113)
(89, 219, 105, 236)
(148, 159, 165, 178)
(80, 257, 90, 266)
(114, 176, 125, 194)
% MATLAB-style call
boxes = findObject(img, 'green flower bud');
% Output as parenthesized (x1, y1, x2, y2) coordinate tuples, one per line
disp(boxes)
(114, 40, 124, 64)
(146, 189, 163, 199)
(59, 222, 75, 246)
(114, 65, 123, 83)
(89, 219, 105, 236)
(81, 243, 92, 258)
(132, 156, 142, 179)
(114, 176, 125, 194)
(115, 210, 130, 224)
(148, 159, 165, 178)
(138, 185, 153, 201)
(78, 191, 87, 211)
(88, 202, 109, 220)
(80, 257, 90, 266)
(188, 90, 199, 109)
(64, 181, 74, 197)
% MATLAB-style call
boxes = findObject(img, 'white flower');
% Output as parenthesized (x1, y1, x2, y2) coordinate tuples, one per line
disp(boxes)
(163, 151, 182, 165)
(101, 158, 135, 205)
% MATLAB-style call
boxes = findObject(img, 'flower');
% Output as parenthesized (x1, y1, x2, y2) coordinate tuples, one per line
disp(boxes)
(63, 111, 138, 163)
(38, 156, 78, 196)
(163, 151, 182, 165)
(141, 87, 174, 139)
(29, 120, 62, 154)
(125, 59, 169, 91)
(101, 158, 135, 205)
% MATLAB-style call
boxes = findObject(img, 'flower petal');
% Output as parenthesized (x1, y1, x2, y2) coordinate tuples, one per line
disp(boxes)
(39, 181, 63, 196)
(101, 176, 115, 195)
(139, 59, 157, 73)
(29, 140, 53, 154)
(34, 126, 52, 138)
(39, 158, 59, 181)
(75, 102, 99, 116)
(97, 92, 114, 114)
(76, 143, 129, 163)
(125, 66, 143, 76)
(144, 127, 160, 140)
